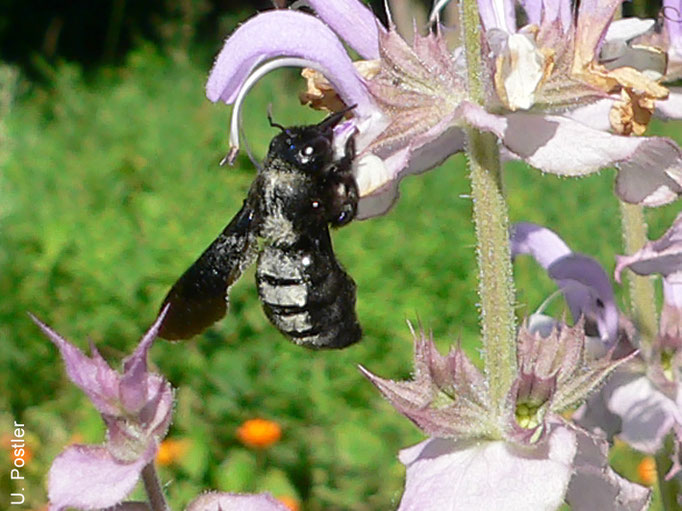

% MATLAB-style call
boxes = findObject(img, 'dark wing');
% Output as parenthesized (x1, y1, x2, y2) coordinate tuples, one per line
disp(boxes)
(158, 200, 259, 340)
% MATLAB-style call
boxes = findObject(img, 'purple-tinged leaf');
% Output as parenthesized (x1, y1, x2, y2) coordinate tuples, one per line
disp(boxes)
(30, 315, 120, 416)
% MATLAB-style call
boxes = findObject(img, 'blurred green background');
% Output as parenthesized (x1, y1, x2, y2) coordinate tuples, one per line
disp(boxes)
(0, 1, 679, 510)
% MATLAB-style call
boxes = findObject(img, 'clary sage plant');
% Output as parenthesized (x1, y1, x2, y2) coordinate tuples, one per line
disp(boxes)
(36, 0, 682, 510)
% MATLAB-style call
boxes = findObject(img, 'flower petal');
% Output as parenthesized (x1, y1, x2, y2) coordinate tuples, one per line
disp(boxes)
(397, 426, 576, 511)
(519, 0, 542, 25)
(565, 98, 615, 132)
(305, 0, 382, 59)
(535, 0, 572, 30)
(206, 10, 374, 117)
(566, 427, 651, 510)
(459, 102, 682, 206)
(548, 254, 619, 345)
(608, 375, 682, 453)
(574, 0, 622, 69)
(48, 444, 151, 511)
(664, 0, 682, 50)
(615, 139, 682, 207)
(654, 89, 682, 120)
(478, 0, 516, 33)
(510, 222, 571, 269)
(615, 212, 682, 281)
(356, 123, 465, 218)
(186, 492, 289, 511)
(661, 277, 682, 342)
(510, 223, 618, 344)
(573, 383, 623, 441)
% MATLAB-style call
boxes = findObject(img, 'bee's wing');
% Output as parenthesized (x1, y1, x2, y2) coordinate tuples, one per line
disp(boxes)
(158, 200, 259, 340)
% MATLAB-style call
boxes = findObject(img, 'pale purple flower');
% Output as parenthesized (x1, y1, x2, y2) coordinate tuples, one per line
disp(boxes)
(463, 0, 682, 207)
(510, 222, 621, 349)
(578, 214, 682, 457)
(360, 324, 644, 509)
(207, 0, 682, 220)
(186, 492, 289, 511)
(32, 309, 174, 511)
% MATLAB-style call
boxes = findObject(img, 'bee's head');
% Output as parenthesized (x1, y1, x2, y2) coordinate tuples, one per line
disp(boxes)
(267, 107, 354, 173)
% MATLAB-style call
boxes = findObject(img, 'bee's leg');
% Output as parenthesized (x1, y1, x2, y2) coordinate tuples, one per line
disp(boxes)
(338, 132, 356, 172)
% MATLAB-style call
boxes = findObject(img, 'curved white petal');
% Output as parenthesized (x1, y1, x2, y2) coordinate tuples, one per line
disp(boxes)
(398, 428, 576, 511)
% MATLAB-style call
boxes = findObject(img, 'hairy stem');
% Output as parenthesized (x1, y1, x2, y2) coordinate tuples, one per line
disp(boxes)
(620, 202, 658, 350)
(460, 0, 517, 412)
(466, 129, 517, 411)
(460, 0, 485, 104)
(141, 462, 170, 511)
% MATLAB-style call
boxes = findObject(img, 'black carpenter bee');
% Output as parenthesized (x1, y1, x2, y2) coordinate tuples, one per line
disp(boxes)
(157, 110, 362, 349)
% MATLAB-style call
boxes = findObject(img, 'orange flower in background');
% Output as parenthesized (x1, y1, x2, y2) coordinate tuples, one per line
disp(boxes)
(12, 444, 33, 465)
(1, 433, 33, 465)
(237, 418, 281, 449)
(277, 495, 300, 511)
(156, 438, 191, 466)
(637, 456, 657, 486)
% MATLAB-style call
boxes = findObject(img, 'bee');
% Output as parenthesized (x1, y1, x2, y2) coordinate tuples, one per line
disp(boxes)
(158, 110, 361, 349)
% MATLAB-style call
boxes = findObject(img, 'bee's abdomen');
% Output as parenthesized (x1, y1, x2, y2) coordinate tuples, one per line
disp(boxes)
(256, 243, 361, 349)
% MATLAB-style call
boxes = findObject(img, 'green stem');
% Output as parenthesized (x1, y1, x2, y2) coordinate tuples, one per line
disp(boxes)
(655, 435, 682, 511)
(619, 202, 657, 350)
(460, 0, 485, 104)
(460, 0, 517, 412)
(466, 129, 517, 411)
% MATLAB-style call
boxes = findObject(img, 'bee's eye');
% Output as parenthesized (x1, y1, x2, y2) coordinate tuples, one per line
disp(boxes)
(296, 137, 330, 166)
(298, 145, 315, 164)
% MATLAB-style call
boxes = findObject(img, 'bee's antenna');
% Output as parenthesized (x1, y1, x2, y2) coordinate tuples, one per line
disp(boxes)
(267, 104, 287, 132)
(316, 104, 357, 132)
